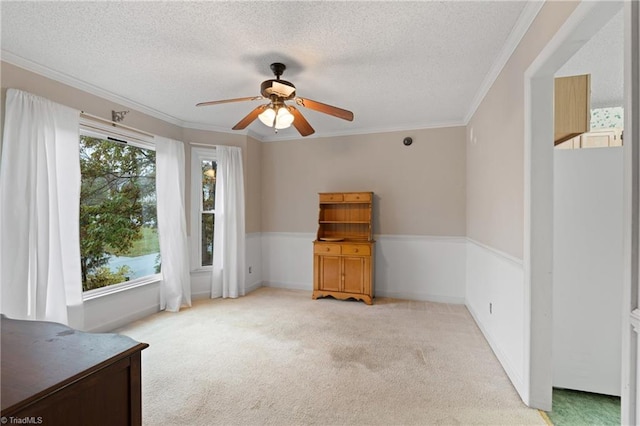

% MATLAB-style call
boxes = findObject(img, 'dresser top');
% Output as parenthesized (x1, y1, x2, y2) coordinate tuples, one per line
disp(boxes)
(1, 315, 148, 414)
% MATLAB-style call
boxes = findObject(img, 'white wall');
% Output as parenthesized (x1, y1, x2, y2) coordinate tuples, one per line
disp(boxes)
(465, 240, 527, 401)
(375, 235, 466, 303)
(84, 233, 263, 332)
(466, 146, 626, 405)
(261, 232, 467, 303)
(83, 281, 161, 332)
(88, 231, 467, 332)
(261, 232, 315, 290)
(553, 147, 623, 396)
(190, 232, 263, 298)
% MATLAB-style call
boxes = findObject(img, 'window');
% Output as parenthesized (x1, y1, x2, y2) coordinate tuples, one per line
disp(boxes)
(79, 129, 160, 292)
(191, 147, 217, 269)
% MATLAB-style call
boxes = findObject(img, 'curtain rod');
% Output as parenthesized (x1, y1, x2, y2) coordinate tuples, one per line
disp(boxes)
(80, 111, 155, 139)
(189, 142, 218, 148)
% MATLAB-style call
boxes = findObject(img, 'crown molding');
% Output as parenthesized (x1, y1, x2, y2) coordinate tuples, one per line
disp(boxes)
(463, 0, 545, 124)
(3, 37, 492, 143)
(1, 50, 191, 128)
(183, 116, 466, 142)
(3, 51, 463, 143)
(257, 119, 467, 142)
(179, 119, 243, 135)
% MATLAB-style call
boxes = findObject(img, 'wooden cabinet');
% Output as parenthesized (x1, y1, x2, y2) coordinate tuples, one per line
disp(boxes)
(582, 129, 615, 148)
(313, 192, 375, 305)
(1, 315, 148, 426)
(555, 74, 591, 145)
(556, 128, 623, 149)
(581, 128, 623, 148)
(610, 129, 623, 147)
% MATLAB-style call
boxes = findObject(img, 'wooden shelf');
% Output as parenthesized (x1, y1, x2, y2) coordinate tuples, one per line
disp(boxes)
(319, 220, 370, 224)
(320, 200, 371, 204)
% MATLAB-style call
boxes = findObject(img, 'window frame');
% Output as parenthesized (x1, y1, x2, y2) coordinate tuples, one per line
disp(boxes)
(190, 146, 217, 271)
(78, 121, 161, 299)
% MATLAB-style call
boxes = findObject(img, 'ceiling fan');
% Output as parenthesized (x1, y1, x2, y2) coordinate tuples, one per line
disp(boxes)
(196, 62, 354, 137)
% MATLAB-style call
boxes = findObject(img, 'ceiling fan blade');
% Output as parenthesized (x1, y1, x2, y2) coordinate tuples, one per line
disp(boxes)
(196, 96, 263, 107)
(287, 106, 315, 137)
(232, 104, 268, 130)
(294, 97, 354, 121)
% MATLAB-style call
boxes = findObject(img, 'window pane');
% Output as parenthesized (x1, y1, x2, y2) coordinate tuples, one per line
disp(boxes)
(202, 160, 216, 211)
(201, 213, 214, 266)
(79, 136, 160, 291)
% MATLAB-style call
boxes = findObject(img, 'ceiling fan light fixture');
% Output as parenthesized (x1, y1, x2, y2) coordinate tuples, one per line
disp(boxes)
(275, 106, 294, 129)
(258, 107, 276, 127)
(258, 105, 294, 130)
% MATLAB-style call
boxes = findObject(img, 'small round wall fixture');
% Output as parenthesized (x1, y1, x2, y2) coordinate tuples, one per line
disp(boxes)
(403, 137, 413, 146)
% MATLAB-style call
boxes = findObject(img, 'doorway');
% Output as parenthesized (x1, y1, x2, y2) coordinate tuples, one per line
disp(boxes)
(524, 0, 638, 421)
(552, 9, 624, 397)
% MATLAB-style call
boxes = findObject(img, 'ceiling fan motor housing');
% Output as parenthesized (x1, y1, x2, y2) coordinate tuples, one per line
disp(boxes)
(261, 79, 296, 99)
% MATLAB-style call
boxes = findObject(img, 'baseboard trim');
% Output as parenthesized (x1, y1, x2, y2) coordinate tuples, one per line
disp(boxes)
(192, 281, 263, 300)
(245, 281, 263, 294)
(191, 290, 211, 300)
(263, 280, 312, 291)
(88, 303, 160, 333)
(262, 285, 465, 304)
(376, 289, 465, 304)
(466, 300, 525, 399)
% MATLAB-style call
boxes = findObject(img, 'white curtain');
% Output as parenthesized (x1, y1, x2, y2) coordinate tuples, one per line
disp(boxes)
(211, 145, 246, 298)
(0, 89, 83, 326)
(156, 136, 191, 312)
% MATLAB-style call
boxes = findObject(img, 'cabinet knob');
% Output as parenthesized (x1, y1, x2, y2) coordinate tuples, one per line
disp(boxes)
(325, 247, 330, 251)
(354, 248, 359, 253)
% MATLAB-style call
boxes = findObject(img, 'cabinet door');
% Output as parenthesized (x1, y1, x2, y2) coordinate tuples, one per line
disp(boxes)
(318, 256, 341, 292)
(555, 135, 581, 149)
(343, 256, 366, 294)
(581, 130, 615, 148)
(554, 74, 590, 144)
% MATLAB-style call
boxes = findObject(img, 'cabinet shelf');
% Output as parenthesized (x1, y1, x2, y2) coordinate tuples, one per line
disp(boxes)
(320, 201, 370, 204)
(319, 220, 370, 224)
(315, 238, 370, 243)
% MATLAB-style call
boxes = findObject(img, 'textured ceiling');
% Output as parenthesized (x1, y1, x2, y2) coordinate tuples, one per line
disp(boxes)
(1, 1, 533, 141)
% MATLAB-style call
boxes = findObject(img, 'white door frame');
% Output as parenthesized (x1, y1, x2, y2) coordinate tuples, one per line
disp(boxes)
(622, 1, 639, 423)
(523, 0, 631, 413)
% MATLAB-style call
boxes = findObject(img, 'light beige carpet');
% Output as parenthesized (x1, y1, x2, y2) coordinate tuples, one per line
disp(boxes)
(117, 287, 546, 426)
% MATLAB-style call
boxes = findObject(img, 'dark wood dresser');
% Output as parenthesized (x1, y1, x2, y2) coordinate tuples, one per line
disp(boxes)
(1, 315, 148, 425)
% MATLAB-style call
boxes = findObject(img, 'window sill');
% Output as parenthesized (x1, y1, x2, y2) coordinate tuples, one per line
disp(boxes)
(82, 274, 162, 301)
(190, 267, 213, 274)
